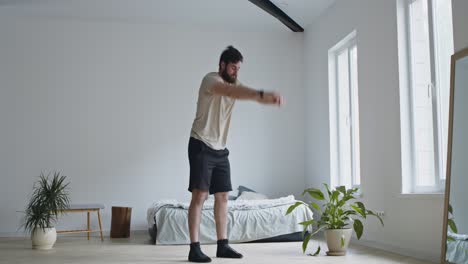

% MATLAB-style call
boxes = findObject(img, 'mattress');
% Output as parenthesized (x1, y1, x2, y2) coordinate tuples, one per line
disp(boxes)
(146, 195, 313, 245)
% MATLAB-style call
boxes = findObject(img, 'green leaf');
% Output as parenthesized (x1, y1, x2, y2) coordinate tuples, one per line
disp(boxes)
(341, 236, 345, 247)
(355, 202, 366, 216)
(447, 236, 455, 242)
(310, 226, 326, 237)
(448, 218, 458, 234)
(351, 205, 365, 217)
(448, 204, 453, 215)
(337, 186, 346, 195)
(303, 188, 325, 201)
(331, 191, 339, 203)
(309, 246, 321, 256)
(299, 220, 315, 226)
(323, 183, 332, 197)
(302, 227, 308, 237)
(310, 202, 321, 211)
(343, 210, 357, 217)
(354, 219, 364, 239)
(348, 187, 359, 195)
(286, 202, 303, 215)
(367, 210, 384, 226)
(302, 233, 312, 253)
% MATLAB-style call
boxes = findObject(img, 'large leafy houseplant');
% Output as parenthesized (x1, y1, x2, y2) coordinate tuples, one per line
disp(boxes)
(286, 184, 384, 255)
(447, 204, 458, 242)
(21, 172, 70, 249)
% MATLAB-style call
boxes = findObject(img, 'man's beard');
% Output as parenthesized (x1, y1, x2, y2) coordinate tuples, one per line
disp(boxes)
(220, 69, 237, 84)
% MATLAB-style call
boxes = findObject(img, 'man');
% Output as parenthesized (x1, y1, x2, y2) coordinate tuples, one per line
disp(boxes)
(187, 46, 282, 263)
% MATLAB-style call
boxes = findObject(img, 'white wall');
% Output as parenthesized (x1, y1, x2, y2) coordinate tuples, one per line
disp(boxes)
(304, 0, 445, 262)
(0, 17, 305, 236)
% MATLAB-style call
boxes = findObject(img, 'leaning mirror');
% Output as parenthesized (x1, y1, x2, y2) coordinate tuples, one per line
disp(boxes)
(441, 46, 468, 264)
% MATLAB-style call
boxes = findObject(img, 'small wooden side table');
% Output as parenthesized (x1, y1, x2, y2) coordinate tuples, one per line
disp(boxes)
(110, 206, 132, 238)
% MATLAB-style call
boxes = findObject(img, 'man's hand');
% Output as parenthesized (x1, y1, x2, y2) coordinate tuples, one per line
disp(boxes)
(258, 91, 283, 106)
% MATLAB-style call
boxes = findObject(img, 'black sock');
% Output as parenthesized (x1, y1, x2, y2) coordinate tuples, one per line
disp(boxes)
(188, 242, 211, 263)
(216, 239, 243, 258)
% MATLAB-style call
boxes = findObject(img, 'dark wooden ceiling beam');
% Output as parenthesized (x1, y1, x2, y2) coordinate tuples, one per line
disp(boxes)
(249, 0, 304, 32)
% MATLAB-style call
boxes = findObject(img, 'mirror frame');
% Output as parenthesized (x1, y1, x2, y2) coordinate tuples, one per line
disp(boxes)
(441, 46, 468, 264)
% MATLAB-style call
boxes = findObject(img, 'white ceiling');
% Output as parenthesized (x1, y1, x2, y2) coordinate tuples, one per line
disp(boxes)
(0, 0, 335, 32)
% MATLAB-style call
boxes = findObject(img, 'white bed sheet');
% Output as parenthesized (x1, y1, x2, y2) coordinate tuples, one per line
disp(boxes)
(146, 195, 313, 244)
(446, 232, 468, 263)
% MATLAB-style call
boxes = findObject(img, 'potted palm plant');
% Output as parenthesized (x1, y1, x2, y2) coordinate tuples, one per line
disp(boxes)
(286, 184, 384, 256)
(21, 172, 70, 250)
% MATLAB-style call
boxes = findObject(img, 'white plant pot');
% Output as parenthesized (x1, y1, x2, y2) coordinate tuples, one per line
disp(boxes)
(324, 228, 353, 256)
(31, 227, 57, 250)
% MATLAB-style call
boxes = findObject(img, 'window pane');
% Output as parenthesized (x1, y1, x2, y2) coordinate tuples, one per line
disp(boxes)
(409, 0, 436, 187)
(337, 49, 352, 188)
(329, 31, 359, 190)
(433, 0, 454, 180)
(350, 45, 361, 186)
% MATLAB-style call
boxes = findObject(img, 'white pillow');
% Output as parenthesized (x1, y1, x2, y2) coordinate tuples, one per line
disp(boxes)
(236, 191, 268, 200)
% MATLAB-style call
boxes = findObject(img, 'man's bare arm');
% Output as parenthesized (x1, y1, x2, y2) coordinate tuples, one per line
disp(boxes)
(211, 82, 282, 106)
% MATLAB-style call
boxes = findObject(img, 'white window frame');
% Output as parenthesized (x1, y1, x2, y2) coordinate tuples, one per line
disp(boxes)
(398, 0, 453, 193)
(328, 30, 361, 190)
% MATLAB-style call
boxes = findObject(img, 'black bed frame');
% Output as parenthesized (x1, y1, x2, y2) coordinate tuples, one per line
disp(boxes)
(148, 224, 305, 245)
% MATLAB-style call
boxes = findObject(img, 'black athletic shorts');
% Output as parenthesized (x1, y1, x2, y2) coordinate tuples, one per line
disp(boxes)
(188, 137, 232, 194)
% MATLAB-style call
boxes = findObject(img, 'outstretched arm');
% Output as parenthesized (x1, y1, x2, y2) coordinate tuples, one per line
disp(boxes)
(211, 82, 282, 106)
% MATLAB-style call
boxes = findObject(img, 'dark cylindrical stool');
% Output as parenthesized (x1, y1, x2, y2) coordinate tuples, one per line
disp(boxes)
(110, 206, 132, 238)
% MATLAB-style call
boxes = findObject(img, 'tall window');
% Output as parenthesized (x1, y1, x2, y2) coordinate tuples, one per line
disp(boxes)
(398, 0, 453, 193)
(329, 31, 361, 189)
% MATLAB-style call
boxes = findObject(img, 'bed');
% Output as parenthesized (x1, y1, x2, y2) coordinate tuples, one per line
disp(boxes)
(146, 194, 313, 245)
(446, 231, 468, 263)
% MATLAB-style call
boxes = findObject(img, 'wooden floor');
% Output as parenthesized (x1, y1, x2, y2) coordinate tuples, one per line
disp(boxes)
(0, 233, 432, 264)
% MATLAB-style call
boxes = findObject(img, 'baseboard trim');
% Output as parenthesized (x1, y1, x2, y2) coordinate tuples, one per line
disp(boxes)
(0, 229, 148, 238)
(0, 231, 28, 238)
(351, 238, 439, 263)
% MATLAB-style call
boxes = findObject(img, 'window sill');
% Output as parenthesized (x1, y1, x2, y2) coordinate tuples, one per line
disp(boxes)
(397, 193, 444, 200)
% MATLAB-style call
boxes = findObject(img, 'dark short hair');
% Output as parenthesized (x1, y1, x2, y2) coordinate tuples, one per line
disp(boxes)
(219, 46, 243, 67)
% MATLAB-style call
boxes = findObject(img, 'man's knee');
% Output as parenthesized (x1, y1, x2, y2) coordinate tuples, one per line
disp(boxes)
(191, 189, 209, 205)
(214, 192, 229, 203)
